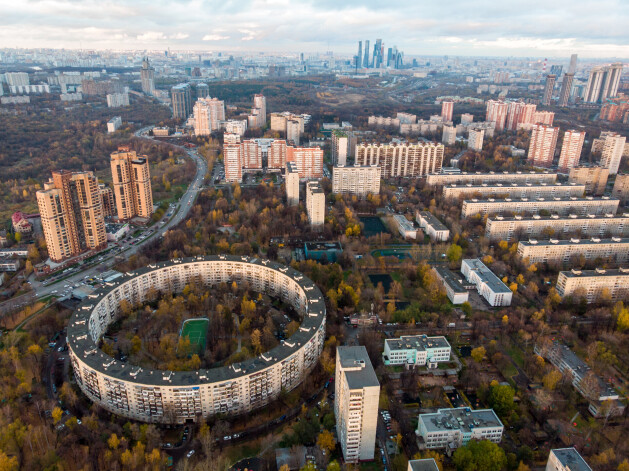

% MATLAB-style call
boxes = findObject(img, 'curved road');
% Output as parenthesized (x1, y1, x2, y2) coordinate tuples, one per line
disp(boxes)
(0, 126, 208, 311)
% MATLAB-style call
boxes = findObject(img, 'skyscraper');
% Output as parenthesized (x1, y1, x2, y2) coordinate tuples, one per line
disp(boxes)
(356, 41, 362, 68)
(600, 132, 627, 175)
(335, 346, 380, 463)
(285, 162, 300, 207)
(110, 147, 153, 220)
(584, 63, 623, 103)
(486, 100, 509, 131)
(223, 134, 243, 183)
(373, 39, 382, 68)
(557, 130, 586, 172)
(193, 97, 225, 135)
(363, 40, 370, 68)
(306, 181, 325, 227)
(140, 57, 155, 95)
(37, 170, 107, 262)
(441, 101, 453, 122)
(528, 124, 559, 168)
(542, 74, 557, 106)
(171, 83, 192, 119)
(568, 54, 578, 74)
(196, 83, 209, 99)
(331, 130, 349, 166)
(558, 73, 574, 107)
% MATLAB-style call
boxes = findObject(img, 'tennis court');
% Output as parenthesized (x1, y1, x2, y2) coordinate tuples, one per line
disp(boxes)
(180, 318, 209, 355)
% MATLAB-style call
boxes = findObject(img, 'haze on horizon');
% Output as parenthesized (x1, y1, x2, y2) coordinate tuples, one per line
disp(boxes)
(1, 0, 629, 59)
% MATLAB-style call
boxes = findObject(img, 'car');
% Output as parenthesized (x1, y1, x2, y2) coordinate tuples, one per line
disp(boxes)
(223, 435, 232, 440)
(187, 450, 195, 458)
(77, 419, 82, 425)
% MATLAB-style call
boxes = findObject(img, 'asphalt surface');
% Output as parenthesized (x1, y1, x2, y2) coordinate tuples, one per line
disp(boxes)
(0, 126, 208, 312)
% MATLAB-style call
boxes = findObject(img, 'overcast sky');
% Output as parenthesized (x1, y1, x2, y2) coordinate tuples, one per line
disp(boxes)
(2, 0, 628, 58)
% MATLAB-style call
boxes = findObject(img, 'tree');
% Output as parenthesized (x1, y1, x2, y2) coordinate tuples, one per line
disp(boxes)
(300, 462, 317, 471)
(471, 346, 486, 363)
(452, 440, 507, 471)
(251, 329, 262, 354)
(542, 370, 562, 391)
(0, 450, 18, 471)
(326, 461, 341, 471)
(488, 384, 515, 416)
(446, 244, 463, 263)
(616, 306, 629, 332)
(51, 406, 63, 424)
(316, 430, 335, 455)
(618, 459, 629, 471)
(108, 433, 120, 450)
(516, 462, 531, 471)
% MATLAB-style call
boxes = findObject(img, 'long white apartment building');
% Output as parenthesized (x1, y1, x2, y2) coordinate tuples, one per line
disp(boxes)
(332, 165, 381, 197)
(517, 237, 629, 264)
(432, 266, 469, 304)
(443, 182, 585, 200)
(461, 196, 619, 218)
(383, 335, 451, 367)
(485, 213, 629, 242)
(335, 346, 380, 463)
(546, 448, 592, 471)
(416, 211, 449, 241)
(461, 259, 512, 306)
(285, 162, 299, 207)
(416, 407, 503, 450)
(306, 182, 325, 227)
(426, 171, 557, 187)
(556, 267, 629, 304)
(355, 142, 444, 178)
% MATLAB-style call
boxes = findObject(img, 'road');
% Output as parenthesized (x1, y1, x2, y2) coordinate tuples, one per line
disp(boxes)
(0, 126, 208, 313)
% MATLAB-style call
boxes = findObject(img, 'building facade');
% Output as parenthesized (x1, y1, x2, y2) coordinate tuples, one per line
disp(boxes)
(486, 100, 508, 131)
(332, 166, 381, 197)
(331, 130, 349, 166)
(306, 182, 325, 227)
(467, 128, 484, 152)
(383, 335, 451, 367)
(568, 166, 609, 195)
(485, 213, 629, 242)
(106, 92, 129, 108)
(286, 162, 300, 207)
(68, 256, 326, 424)
(441, 101, 453, 122)
(443, 182, 585, 201)
(556, 268, 629, 304)
(600, 132, 626, 175)
(416, 211, 450, 242)
(140, 58, 155, 95)
(36, 170, 107, 262)
(171, 83, 192, 119)
(442, 125, 456, 146)
(193, 97, 225, 135)
(583, 63, 623, 103)
(528, 124, 559, 168)
(612, 174, 629, 204)
(355, 142, 444, 178)
(335, 346, 380, 463)
(542, 74, 557, 105)
(426, 171, 557, 187)
(517, 237, 629, 264)
(558, 130, 586, 172)
(461, 259, 512, 306)
(110, 148, 153, 220)
(462, 196, 618, 218)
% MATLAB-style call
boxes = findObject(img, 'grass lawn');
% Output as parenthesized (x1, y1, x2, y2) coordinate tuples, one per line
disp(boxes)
(506, 345, 525, 368)
(180, 318, 209, 355)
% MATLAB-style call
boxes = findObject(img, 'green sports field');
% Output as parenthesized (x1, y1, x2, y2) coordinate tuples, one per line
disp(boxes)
(180, 318, 209, 355)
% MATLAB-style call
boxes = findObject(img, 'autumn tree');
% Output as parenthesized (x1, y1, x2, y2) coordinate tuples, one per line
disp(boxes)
(316, 430, 335, 455)
(471, 346, 486, 363)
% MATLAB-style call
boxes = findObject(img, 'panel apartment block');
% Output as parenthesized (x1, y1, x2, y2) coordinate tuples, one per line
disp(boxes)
(462, 196, 618, 218)
(443, 182, 585, 200)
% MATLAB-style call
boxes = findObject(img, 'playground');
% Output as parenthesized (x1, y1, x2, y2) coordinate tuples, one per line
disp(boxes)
(180, 318, 209, 355)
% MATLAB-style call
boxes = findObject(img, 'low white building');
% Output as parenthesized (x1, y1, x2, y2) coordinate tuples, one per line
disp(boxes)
(383, 335, 451, 368)
(416, 407, 503, 450)
(107, 116, 122, 133)
(393, 214, 418, 239)
(408, 459, 439, 471)
(461, 259, 512, 306)
(432, 267, 469, 304)
(416, 211, 450, 242)
(546, 448, 592, 471)
(106, 223, 130, 241)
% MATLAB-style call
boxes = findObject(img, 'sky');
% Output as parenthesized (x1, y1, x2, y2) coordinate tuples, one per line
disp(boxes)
(1, 0, 628, 59)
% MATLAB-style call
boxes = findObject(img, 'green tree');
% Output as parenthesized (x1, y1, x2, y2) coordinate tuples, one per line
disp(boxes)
(326, 461, 341, 471)
(453, 440, 507, 471)
(300, 462, 317, 471)
(488, 384, 515, 416)
(446, 244, 463, 263)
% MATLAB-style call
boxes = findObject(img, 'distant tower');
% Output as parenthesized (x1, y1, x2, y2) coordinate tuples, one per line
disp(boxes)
(140, 57, 155, 96)
(357, 41, 362, 69)
(542, 74, 556, 106)
(558, 54, 578, 107)
(363, 40, 370, 68)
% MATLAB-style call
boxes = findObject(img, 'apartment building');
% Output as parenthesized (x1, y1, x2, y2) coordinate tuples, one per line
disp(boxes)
(461, 196, 619, 218)
(271, 112, 305, 144)
(223, 135, 243, 183)
(591, 131, 629, 155)
(556, 268, 629, 304)
(542, 74, 557, 105)
(486, 100, 508, 131)
(416, 407, 503, 450)
(193, 97, 225, 135)
(460, 113, 473, 125)
(485, 213, 629, 242)
(287, 146, 323, 179)
(287, 119, 301, 145)
(533, 111, 555, 126)
(546, 448, 592, 471)
(247, 94, 266, 128)
(383, 335, 451, 367)
(600, 132, 627, 175)
(99, 185, 116, 218)
(355, 142, 444, 178)
(171, 83, 192, 119)
(442, 125, 456, 145)
(558, 130, 586, 172)
(443, 182, 585, 200)
(583, 63, 623, 103)
(68, 256, 326, 424)
(110, 148, 153, 220)
(517, 237, 629, 264)
(568, 166, 609, 195)
(306, 182, 325, 227)
(286, 162, 300, 207)
(528, 124, 559, 168)
(432, 267, 469, 304)
(441, 101, 454, 122)
(106, 92, 129, 108)
(461, 259, 512, 306)
(416, 211, 449, 241)
(332, 165, 381, 197)
(331, 130, 350, 166)
(36, 170, 107, 262)
(426, 171, 557, 187)
(534, 340, 622, 417)
(612, 174, 629, 204)
(397, 112, 417, 124)
(140, 57, 155, 95)
(221, 119, 247, 137)
(467, 128, 484, 152)
(368, 116, 400, 127)
(335, 346, 380, 463)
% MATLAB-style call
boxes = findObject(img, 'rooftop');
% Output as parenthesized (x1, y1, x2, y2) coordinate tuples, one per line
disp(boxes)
(549, 448, 592, 471)
(304, 241, 342, 252)
(561, 267, 629, 278)
(418, 211, 448, 232)
(385, 334, 451, 352)
(433, 267, 467, 294)
(419, 407, 503, 434)
(489, 213, 629, 222)
(462, 259, 511, 294)
(447, 182, 582, 189)
(521, 237, 629, 247)
(338, 346, 379, 390)
(408, 459, 440, 471)
(464, 196, 616, 204)
(393, 214, 416, 232)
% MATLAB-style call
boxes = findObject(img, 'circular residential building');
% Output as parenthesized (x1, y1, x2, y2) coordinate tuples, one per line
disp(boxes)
(68, 255, 326, 424)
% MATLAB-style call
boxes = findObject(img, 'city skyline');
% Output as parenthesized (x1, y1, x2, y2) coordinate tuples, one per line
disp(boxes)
(1, 0, 629, 58)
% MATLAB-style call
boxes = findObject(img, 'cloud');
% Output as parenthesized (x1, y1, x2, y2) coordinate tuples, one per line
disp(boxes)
(170, 33, 189, 40)
(203, 34, 230, 41)
(136, 31, 166, 41)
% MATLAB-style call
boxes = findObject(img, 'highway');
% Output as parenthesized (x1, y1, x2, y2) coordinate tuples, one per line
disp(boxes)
(0, 126, 208, 313)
